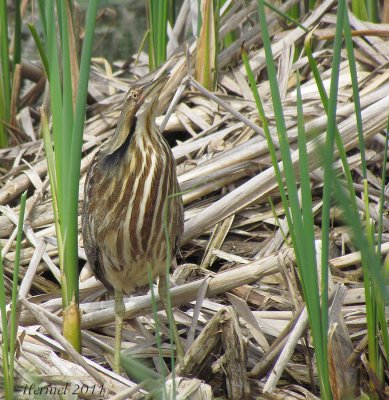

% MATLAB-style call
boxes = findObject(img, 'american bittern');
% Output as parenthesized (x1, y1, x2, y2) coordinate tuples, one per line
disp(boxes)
(82, 73, 183, 373)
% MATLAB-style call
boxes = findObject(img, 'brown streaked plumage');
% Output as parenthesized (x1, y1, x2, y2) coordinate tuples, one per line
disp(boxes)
(82, 73, 183, 373)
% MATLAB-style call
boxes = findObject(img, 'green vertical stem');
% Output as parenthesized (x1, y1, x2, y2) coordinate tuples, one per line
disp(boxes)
(0, 0, 11, 120)
(37, 0, 47, 35)
(148, 0, 168, 68)
(254, 0, 336, 397)
(213, 0, 219, 90)
(13, 0, 22, 66)
(306, 7, 389, 391)
(65, 0, 98, 306)
(9, 192, 27, 396)
(157, 0, 168, 65)
(163, 196, 178, 373)
(319, 2, 346, 397)
(0, 247, 10, 397)
(351, 0, 368, 20)
(366, 0, 378, 22)
(377, 132, 388, 261)
(147, 266, 168, 400)
(167, 0, 175, 27)
(362, 178, 378, 375)
(41, 108, 63, 280)
(59, 1, 74, 256)
(146, 1, 155, 70)
(33, 1, 99, 353)
(343, 10, 366, 177)
(45, 2, 64, 219)
(0, 79, 8, 148)
(195, 0, 215, 90)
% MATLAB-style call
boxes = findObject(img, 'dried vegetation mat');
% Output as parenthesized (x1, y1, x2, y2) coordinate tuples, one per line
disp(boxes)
(1, 1, 389, 399)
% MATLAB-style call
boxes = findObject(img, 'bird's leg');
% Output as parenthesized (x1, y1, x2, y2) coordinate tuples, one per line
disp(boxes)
(158, 276, 185, 364)
(114, 289, 125, 373)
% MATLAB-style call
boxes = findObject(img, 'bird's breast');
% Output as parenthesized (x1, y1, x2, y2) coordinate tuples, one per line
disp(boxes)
(84, 131, 182, 292)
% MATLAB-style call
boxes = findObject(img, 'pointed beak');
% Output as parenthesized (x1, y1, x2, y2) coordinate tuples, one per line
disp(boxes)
(140, 72, 170, 101)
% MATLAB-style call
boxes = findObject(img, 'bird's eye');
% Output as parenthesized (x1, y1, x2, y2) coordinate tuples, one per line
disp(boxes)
(130, 91, 139, 100)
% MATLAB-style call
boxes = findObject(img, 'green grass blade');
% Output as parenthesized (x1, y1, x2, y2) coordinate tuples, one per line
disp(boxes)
(344, 9, 378, 374)
(0, 248, 11, 397)
(0, 0, 11, 147)
(59, 0, 74, 232)
(304, 20, 363, 265)
(121, 350, 168, 398)
(0, 0, 11, 121)
(157, 0, 168, 65)
(64, 0, 99, 307)
(374, 126, 389, 365)
(195, 0, 217, 90)
(37, 0, 47, 36)
(167, 0, 175, 26)
(0, 193, 25, 399)
(241, 46, 294, 244)
(305, 13, 369, 365)
(255, 2, 302, 230)
(41, 108, 63, 277)
(148, 0, 168, 68)
(295, 73, 316, 292)
(304, 1, 389, 387)
(344, 5, 388, 376)
(255, 0, 306, 277)
(343, 11, 366, 177)
(263, 0, 308, 32)
(13, 0, 22, 66)
(147, 266, 168, 399)
(332, 177, 388, 312)
(377, 131, 388, 260)
(351, 0, 369, 21)
(44, 2, 65, 221)
(253, 0, 340, 396)
(146, 1, 156, 70)
(33, 1, 98, 353)
(316, 4, 346, 394)
(0, 77, 8, 148)
(9, 191, 27, 395)
(27, 24, 50, 76)
(366, 0, 378, 22)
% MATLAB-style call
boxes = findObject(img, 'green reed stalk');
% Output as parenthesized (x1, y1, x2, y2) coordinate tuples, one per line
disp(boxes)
(8, 192, 27, 395)
(31, 0, 99, 352)
(305, 6, 389, 394)
(0, 192, 27, 399)
(243, 39, 329, 398)
(13, 0, 21, 66)
(147, 0, 169, 69)
(241, 1, 346, 397)
(195, 0, 218, 91)
(351, 0, 368, 20)
(0, 0, 10, 147)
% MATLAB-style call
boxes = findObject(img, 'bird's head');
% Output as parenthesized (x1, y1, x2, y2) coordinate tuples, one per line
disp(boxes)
(104, 72, 170, 156)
